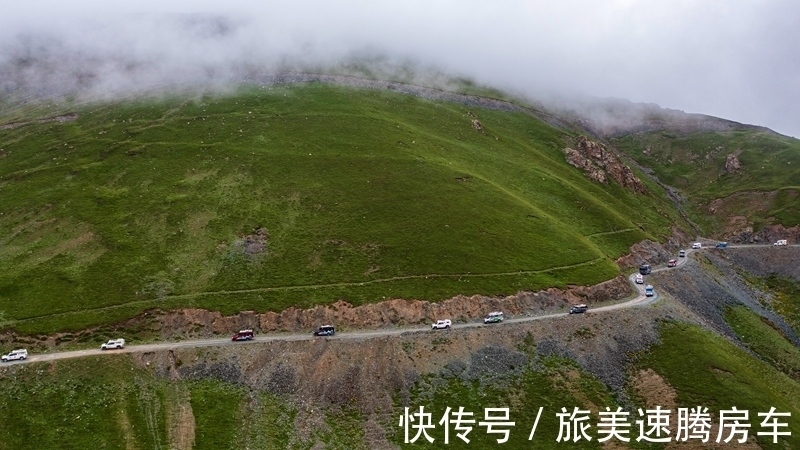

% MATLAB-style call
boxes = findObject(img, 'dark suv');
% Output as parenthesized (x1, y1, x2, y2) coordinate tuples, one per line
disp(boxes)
(313, 325, 335, 336)
(639, 264, 652, 275)
(569, 304, 588, 314)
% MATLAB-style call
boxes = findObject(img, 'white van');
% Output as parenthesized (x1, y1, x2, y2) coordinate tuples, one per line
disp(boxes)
(691, 242, 702, 249)
(774, 239, 788, 246)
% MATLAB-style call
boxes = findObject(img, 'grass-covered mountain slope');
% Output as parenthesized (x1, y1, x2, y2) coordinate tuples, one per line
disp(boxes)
(605, 116, 800, 238)
(0, 82, 683, 333)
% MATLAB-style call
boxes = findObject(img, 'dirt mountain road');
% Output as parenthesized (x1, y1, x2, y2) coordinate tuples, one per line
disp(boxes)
(8, 244, 780, 366)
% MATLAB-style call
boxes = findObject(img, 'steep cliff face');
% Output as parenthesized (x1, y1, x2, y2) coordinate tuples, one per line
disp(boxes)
(564, 136, 648, 194)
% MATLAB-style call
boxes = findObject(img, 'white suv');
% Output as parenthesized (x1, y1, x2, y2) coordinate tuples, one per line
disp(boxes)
(484, 311, 504, 324)
(692, 242, 702, 249)
(101, 339, 126, 350)
(432, 319, 452, 330)
(1, 349, 27, 362)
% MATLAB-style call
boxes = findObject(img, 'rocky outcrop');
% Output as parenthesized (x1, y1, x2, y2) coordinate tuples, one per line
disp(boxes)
(615, 231, 691, 269)
(725, 153, 742, 173)
(564, 136, 648, 194)
(729, 224, 799, 245)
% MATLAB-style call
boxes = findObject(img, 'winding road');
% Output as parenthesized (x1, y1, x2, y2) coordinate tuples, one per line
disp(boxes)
(3, 243, 790, 366)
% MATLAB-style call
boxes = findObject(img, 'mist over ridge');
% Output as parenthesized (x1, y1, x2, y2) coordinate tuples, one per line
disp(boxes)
(1, 1, 798, 137)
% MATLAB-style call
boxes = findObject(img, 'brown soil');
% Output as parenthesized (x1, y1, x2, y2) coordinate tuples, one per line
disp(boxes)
(165, 384, 196, 450)
(615, 227, 692, 270)
(631, 368, 678, 411)
(139, 274, 631, 340)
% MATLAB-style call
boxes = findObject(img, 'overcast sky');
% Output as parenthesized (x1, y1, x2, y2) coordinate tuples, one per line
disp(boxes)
(1, 0, 798, 137)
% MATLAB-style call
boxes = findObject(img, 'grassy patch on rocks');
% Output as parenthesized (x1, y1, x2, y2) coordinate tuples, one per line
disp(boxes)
(757, 274, 800, 333)
(725, 305, 800, 381)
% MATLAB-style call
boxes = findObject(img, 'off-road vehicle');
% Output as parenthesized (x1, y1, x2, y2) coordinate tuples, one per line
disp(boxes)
(101, 339, 125, 350)
(313, 325, 335, 336)
(432, 319, 452, 330)
(483, 311, 504, 324)
(569, 304, 588, 314)
(1, 349, 27, 362)
(231, 329, 255, 341)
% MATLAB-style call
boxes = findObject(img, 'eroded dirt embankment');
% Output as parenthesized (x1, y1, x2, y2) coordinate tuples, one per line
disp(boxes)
(149, 275, 631, 340)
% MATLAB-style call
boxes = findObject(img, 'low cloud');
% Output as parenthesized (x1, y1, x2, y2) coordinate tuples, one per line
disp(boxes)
(1, 0, 798, 137)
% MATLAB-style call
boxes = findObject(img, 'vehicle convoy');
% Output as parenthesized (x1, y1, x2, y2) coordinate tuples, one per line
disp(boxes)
(667, 259, 677, 267)
(313, 325, 335, 336)
(569, 304, 588, 314)
(774, 239, 788, 246)
(1, 349, 27, 362)
(231, 329, 255, 341)
(692, 242, 702, 249)
(483, 311, 504, 324)
(635, 273, 644, 284)
(432, 319, 452, 330)
(639, 263, 652, 275)
(645, 285, 655, 297)
(100, 339, 125, 350)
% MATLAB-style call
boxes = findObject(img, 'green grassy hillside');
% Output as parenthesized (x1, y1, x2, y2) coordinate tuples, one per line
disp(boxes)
(0, 83, 681, 333)
(610, 129, 800, 234)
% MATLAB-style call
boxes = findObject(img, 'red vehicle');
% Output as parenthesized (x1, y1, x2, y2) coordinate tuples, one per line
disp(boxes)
(667, 259, 677, 267)
(231, 329, 255, 341)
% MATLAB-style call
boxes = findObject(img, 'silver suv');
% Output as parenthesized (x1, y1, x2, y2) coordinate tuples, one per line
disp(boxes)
(101, 339, 125, 350)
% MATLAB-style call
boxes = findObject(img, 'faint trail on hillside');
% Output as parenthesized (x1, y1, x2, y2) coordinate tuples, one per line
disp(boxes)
(586, 228, 637, 237)
(176, 256, 606, 298)
(12, 257, 606, 324)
